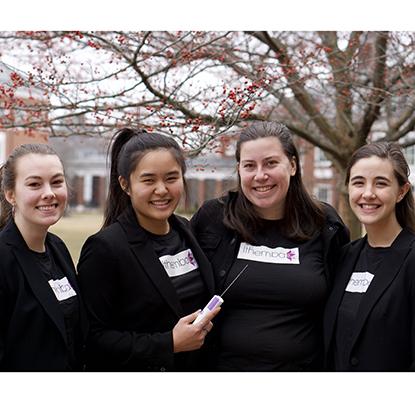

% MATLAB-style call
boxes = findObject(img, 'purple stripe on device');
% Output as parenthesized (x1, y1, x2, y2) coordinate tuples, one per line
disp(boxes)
(207, 296, 220, 310)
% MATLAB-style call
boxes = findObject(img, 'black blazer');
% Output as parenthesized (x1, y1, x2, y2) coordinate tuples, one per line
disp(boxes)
(324, 228, 415, 371)
(77, 206, 215, 371)
(0, 219, 88, 371)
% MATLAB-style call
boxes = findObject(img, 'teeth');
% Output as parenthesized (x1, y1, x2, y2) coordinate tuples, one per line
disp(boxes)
(255, 186, 273, 192)
(361, 204, 379, 209)
(37, 205, 56, 211)
(151, 200, 169, 205)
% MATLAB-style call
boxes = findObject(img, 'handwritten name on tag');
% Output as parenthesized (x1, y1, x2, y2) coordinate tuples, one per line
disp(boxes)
(48, 277, 77, 301)
(345, 272, 374, 293)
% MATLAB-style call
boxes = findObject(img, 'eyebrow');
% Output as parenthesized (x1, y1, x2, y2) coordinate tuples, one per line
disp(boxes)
(24, 173, 64, 181)
(241, 156, 279, 162)
(350, 175, 391, 182)
(139, 170, 180, 178)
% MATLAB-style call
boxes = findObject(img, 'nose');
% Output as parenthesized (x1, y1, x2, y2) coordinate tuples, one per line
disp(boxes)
(154, 181, 168, 195)
(362, 184, 376, 199)
(42, 184, 56, 200)
(254, 166, 268, 181)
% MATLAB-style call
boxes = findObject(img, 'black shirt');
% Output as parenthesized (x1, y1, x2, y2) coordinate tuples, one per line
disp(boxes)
(148, 227, 207, 315)
(31, 246, 80, 370)
(334, 241, 390, 370)
(148, 227, 208, 370)
(217, 219, 327, 371)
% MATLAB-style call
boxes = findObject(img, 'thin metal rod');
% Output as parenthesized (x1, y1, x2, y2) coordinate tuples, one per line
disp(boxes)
(220, 264, 249, 297)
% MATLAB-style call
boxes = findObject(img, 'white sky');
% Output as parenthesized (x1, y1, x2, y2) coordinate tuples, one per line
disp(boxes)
(2, 0, 414, 30)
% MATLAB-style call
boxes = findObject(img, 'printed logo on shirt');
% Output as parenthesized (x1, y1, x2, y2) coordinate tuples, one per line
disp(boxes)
(48, 277, 77, 302)
(159, 249, 199, 277)
(345, 271, 374, 293)
(237, 242, 300, 264)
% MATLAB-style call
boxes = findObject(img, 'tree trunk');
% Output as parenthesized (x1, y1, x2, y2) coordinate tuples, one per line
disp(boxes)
(338, 189, 362, 240)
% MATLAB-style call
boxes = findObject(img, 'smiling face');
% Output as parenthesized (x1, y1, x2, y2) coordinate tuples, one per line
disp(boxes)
(119, 148, 184, 234)
(5, 153, 68, 233)
(238, 136, 297, 219)
(348, 155, 410, 231)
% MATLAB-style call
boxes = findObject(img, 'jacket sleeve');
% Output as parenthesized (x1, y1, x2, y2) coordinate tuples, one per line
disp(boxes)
(0, 270, 6, 368)
(410, 261, 415, 371)
(77, 234, 174, 370)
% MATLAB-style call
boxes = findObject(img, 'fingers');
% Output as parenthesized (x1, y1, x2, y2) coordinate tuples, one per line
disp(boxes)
(181, 309, 202, 323)
(194, 306, 221, 326)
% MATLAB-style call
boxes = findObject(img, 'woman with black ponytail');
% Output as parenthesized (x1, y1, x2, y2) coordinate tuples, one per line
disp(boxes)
(77, 128, 219, 371)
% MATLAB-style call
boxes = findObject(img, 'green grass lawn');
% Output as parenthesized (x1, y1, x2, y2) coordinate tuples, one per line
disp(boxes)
(50, 211, 104, 265)
(49, 209, 193, 266)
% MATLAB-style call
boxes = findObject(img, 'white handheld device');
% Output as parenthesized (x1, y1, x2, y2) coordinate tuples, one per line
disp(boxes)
(192, 264, 249, 324)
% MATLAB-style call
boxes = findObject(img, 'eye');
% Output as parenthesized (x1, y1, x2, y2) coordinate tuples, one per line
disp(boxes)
(242, 163, 254, 170)
(266, 160, 278, 167)
(28, 182, 40, 188)
(142, 179, 154, 184)
(166, 176, 179, 183)
(351, 180, 364, 187)
(52, 179, 65, 186)
(376, 181, 388, 187)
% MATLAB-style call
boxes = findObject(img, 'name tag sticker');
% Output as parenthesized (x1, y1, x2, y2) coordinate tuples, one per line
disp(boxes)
(345, 271, 374, 293)
(237, 242, 300, 264)
(159, 249, 199, 277)
(48, 277, 77, 301)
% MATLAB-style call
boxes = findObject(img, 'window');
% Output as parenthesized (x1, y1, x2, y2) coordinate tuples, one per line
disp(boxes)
(314, 185, 332, 203)
(404, 146, 415, 166)
(314, 147, 331, 167)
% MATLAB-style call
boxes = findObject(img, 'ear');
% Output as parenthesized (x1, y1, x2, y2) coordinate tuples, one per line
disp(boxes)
(290, 156, 297, 176)
(397, 182, 411, 203)
(5, 189, 15, 206)
(118, 176, 130, 196)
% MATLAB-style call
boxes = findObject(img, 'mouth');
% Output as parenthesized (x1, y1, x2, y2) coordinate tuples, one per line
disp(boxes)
(36, 204, 58, 211)
(150, 199, 171, 207)
(358, 203, 381, 210)
(253, 185, 275, 193)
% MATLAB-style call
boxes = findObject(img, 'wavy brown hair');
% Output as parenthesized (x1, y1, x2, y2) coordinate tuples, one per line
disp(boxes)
(224, 121, 324, 243)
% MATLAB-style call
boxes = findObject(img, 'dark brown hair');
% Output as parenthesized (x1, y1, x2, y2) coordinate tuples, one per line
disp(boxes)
(345, 141, 415, 232)
(0, 143, 62, 229)
(224, 121, 324, 242)
(103, 128, 187, 228)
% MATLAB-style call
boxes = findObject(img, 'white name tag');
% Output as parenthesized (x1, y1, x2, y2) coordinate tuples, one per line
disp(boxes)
(345, 272, 374, 293)
(237, 242, 300, 264)
(159, 249, 199, 277)
(48, 277, 77, 301)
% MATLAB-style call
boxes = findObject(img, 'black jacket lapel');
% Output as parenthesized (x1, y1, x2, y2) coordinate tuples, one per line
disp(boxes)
(348, 229, 415, 357)
(47, 234, 89, 342)
(117, 207, 184, 318)
(172, 216, 215, 297)
(324, 238, 366, 351)
(5, 222, 67, 345)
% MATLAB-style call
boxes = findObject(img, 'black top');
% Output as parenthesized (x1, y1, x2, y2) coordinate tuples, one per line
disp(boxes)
(217, 219, 327, 371)
(333, 242, 391, 371)
(190, 194, 350, 371)
(148, 227, 206, 316)
(30, 247, 80, 370)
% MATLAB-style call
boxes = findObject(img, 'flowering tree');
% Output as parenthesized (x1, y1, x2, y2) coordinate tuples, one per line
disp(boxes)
(1, 31, 414, 236)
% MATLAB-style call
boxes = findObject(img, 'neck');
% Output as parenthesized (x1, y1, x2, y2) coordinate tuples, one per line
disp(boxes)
(136, 214, 170, 235)
(14, 216, 47, 252)
(365, 219, 402, 247)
